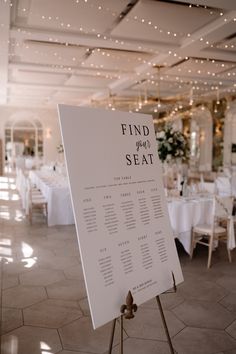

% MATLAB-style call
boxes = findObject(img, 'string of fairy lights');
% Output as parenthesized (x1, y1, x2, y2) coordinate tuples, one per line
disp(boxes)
(1, 0, 236, 108)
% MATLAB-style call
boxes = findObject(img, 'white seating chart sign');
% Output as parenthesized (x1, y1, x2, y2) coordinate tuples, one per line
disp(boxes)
(58, 105, 183, 329)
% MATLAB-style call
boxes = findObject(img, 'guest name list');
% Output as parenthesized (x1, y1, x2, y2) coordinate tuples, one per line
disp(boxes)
(58, 105, 183, 329)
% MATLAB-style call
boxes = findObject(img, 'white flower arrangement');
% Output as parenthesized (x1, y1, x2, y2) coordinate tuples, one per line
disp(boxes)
(57, 143, 64, 154)
(156, 124, 189, 163)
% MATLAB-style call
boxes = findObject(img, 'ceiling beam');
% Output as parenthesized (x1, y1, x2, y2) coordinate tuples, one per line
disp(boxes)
(7, 81, 97, 93)
(91, 10, 236, 100)
(175, 0, 236, 11)
(10, 26, 179, 53)
(8, 62, 121, 77)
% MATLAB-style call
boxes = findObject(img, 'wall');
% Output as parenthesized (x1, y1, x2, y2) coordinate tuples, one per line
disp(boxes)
(191, 107, 213, 171)
(224, 101, 236, 166)
(0, 105, 62, 165)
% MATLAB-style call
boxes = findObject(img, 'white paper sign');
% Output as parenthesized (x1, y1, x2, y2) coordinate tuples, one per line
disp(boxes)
(58, 105, 183, 329)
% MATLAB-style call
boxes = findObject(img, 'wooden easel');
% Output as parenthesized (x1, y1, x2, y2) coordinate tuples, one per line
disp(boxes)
(108, 272, 177, 354)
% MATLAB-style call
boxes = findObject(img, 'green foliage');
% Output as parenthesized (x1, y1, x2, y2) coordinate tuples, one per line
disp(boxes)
(57, 143, 64, 153)
(156, 124, 190, 163)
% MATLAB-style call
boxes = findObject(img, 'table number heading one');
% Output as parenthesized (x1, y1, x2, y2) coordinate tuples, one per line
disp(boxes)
(58, 105, 183, 329)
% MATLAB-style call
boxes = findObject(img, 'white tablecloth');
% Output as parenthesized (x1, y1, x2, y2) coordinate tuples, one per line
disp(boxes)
(167, 196, 214, 254)
(231, 175, 236, 196)
(16, 168, 27, 209)
(29, 170, 74, 227)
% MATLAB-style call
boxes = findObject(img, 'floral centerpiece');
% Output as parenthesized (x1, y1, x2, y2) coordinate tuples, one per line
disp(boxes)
(156, 124, 189, 163)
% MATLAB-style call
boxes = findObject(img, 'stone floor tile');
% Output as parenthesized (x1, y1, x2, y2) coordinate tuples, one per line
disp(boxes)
(59, 316, 119, 353)
(208, 258, 236, 276)
(23, 299, 83, 328)
(226, 320, 236, 340)
(2, 274, 19, 289)
(141, 292, 184, 310)
(54, 225, 76, 234)
(47, 230, 76, 241)
(53, 243, 80, 257)
(16, 246, 55, 261)
(3, 260, 38, 275)
(1, 307, 23, 334)
(220, 293, 236, 314)
(19, 268, 65, 286)
(63, 264, 85, 281)
(159, 292, 185, 310)
(1, 326, 62, 354)
(111, 337, 171, 354)
(178, 278, 228, 302)
(0, 243, 18, 259)
(192, 267, 225, 282)
(46, 279, 87, 301)
(173, 327, 236, 354)
(78, 297, 90, 316)
(2, 285, 47, 308)
(57, 351, 88, 354)
(173, 300, 235, 329)
(33, 238, 68, 251)
(216, 276, 236, 293)
(37, 255, 79, 270)
(123, 307, 185, 340)
(22, 228, 52, 238)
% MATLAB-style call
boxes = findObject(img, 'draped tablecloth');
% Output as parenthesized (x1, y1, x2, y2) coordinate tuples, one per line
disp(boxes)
(29, 170, 74, 227)
(231, 175, 236, 197)
(167, 196, 214, 254)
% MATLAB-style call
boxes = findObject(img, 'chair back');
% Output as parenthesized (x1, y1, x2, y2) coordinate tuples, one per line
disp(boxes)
(215, 177, 232, 196)
(213, 196, 234, 219)
(203, 182, 215, 194)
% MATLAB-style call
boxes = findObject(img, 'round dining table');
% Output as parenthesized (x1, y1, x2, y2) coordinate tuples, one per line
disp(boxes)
(167, 195, 214, 254)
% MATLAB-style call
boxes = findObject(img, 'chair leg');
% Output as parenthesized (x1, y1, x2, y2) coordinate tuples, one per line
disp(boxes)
(29, 207, 32, 225)
(207, 235, 214, 269)
(190, 230, 195, 259)
(45, 203, 48, 225)
(227, 248, 232, 263)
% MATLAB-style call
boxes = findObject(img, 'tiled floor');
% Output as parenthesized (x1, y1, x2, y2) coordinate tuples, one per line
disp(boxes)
(1, 174, 236, 354)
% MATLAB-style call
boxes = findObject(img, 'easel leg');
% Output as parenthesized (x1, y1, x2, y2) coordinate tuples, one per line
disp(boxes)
(120, 315, 123, 354)
(108, 318, 116, 354)
(156, 296, 176, 354)
(108, 291, 137, 354)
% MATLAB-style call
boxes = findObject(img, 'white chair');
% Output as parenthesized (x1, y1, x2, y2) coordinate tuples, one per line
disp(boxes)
(15, 157, 25, 170)
(203, 182, 216, 194)
(25, 158, 35, 170)
(215, 176, 232, 196)
(190, 196, 234, 268)
(26, 179, 48, 225)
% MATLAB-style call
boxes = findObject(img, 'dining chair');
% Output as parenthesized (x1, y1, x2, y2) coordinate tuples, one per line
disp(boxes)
(26, 179, 48, 225)
(202, 182, 216, 194)
(190, 196, 234, 268)
(215, 176, 232, 196)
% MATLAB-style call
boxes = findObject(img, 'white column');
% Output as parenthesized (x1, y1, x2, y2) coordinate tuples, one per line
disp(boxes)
(224, 102, 236, 167)
(191, 108, 213, 171)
